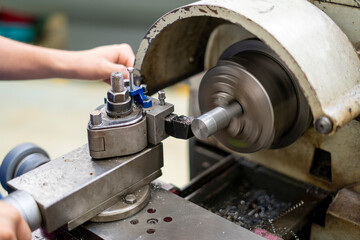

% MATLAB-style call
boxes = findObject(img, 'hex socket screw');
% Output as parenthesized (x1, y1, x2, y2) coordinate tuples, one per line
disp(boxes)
(158, 90, 166, 106)
(90, 110, 102, 126)
(110, 72, 124, 93)
(127, 67, 135, 90)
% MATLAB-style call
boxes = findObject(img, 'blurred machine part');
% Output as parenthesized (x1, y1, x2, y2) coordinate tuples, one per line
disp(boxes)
(1, 0, 360, 239)
(0, 0, 195, 50)
(0, 9, 37, 42)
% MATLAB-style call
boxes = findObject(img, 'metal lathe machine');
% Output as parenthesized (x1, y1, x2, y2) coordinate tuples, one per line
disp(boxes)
(1, 0, 360, 239)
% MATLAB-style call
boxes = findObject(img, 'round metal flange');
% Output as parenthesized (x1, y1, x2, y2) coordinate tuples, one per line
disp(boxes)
(90, 185, 151, 223)
(198, 39, 311, 153)
(199, 59, 275, 152)
(106, 97, 133, 118)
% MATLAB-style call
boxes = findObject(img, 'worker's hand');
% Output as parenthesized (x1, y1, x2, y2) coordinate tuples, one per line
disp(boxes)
(0, 201, 31, 240)
(72, 44, 135, 82)
(0, 36, 135, 81)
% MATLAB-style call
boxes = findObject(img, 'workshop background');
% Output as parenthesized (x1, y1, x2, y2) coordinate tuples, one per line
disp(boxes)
(0, 0, 195, 197)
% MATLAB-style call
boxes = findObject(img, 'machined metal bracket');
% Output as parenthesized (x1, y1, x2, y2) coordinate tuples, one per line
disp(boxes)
(145, 98, 174, 145)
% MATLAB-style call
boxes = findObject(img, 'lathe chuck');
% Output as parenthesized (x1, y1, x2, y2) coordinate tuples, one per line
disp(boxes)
(197, 40, 311, 153)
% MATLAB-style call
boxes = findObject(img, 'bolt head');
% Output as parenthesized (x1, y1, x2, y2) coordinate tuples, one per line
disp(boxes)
(124, 193, 137, 204)
(90, 110, 102, 126)
(158, 90, 166, 100)
(107, 89, 129, 103)
(110, 72, 124, 92)
(315, 116, 333, 134)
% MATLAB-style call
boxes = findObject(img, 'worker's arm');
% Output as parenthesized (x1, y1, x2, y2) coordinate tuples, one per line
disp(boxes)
(0, 201, 31, 240)
(0, 36, 135, 81)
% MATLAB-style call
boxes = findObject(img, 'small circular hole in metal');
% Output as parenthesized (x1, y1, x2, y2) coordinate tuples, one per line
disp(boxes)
(147, 208, 156, 213)
(163, 217, 173, 223)
(147, 229, 156, 234)
(147, 218, 158, 225)
(130, 219, 139, 225)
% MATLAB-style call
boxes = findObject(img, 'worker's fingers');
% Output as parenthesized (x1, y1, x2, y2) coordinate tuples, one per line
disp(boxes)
(16, 218, 31, 240)
(106, 63, 129, 79)
(0, 216, 16, 240)
(114, 44, 135, 68)
(0, 202, 31, 240)
(73, 44, 135, 81)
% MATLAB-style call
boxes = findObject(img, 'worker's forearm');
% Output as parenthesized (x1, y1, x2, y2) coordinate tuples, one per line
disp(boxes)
(0, 36, 83, 80)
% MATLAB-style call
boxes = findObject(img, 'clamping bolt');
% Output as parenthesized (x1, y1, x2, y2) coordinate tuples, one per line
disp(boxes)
(106, 71, 132, 117)
(90, 110, 102, 126)
(127, 67, 135, 90)
(111, 72, 124, 92)
(158, 90, 166, 106)
(127, 67, 152, 108)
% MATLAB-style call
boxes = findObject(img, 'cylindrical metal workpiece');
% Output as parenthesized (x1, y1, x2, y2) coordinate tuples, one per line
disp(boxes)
(110, 72, 124, 93)
(2, 190, 42, 231)
(192, 102, 243, 140)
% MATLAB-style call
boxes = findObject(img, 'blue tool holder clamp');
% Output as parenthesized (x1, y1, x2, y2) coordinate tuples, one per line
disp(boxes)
(129, 86, 152, 108)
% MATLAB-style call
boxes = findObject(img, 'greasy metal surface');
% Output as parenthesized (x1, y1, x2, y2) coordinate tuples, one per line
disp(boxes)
(91, 185, 151, 223)
(7, 144, 164, 232)
(135, 0, 360, 132)
(311, 188, 360, 240)
(88, 117, 147, 159)
(83, 187, 265, 240)
(145, 98, 174, 145)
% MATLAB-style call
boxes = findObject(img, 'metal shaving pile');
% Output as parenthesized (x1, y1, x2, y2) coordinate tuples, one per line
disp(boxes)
(201, 180, 291, 230)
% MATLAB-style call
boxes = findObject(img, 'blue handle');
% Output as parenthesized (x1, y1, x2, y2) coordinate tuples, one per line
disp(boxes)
(129, 86, 152, 108)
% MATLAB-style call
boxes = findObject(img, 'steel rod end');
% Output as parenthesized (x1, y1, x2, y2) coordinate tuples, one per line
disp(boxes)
(191, 117, 214, 140)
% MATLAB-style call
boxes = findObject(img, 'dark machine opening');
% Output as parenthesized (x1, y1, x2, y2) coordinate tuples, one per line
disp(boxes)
(186, 140, 331, 239)
(310, 148, 332, 182)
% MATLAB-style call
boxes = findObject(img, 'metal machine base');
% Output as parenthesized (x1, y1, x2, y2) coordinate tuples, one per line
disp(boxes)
(31, 187, 264, 240)
(90, 184, 151, 223)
